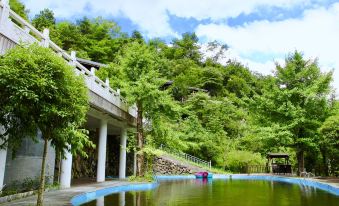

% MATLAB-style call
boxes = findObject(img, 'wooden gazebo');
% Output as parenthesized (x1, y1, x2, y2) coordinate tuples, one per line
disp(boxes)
(267, 153, 292, 174)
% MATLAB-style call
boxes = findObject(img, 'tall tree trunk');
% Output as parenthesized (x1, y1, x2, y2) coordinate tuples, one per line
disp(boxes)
(37, 138, 49, 206)
(297, 149, 304, 176)
(320, 149, 329, 176)
(136, 190, 141, 206)
(136, 101, 144, 176)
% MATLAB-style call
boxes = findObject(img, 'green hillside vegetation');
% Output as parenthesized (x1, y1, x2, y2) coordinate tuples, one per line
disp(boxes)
(10, 0, 339, 176)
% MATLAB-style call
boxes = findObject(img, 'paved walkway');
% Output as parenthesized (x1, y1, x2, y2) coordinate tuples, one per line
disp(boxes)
(313, 177, 339, 188)
(0, 180, 134, 206)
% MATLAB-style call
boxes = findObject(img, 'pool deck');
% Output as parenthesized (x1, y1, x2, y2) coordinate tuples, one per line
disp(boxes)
(313, 177, 339, 188)
(0, 180, 135, 206)
(1, 175, 338, 206)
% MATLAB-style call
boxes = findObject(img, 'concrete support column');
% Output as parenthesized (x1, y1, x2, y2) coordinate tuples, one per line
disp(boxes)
(119, 128, 127, 179)
(97, 119, 107, 182)
(0, 147, 7, 189)
(60, 147, 72, 189)
(0, 126, 7, 189)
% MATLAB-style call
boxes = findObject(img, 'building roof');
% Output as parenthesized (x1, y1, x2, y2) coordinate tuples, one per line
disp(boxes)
(76, 57, 106, 68)
(161, 80, 208, 92)
(267, 153, 290, 158)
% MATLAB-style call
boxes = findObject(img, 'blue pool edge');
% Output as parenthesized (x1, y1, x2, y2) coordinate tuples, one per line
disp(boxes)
(71, 182, 158, 206)
(71, 174, 339, 205)
(216, 174, 339, 196)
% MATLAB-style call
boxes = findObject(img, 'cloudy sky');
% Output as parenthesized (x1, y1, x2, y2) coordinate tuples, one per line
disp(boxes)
(22, 0, 339, 92)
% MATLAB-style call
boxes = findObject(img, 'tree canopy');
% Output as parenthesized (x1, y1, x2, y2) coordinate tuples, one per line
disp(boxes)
(0, 43, 92, 205)
(250, 51, 333, 174)
(4, 1, 339, 178)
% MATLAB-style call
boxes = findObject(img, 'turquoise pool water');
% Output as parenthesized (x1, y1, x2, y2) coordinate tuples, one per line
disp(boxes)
(80, 179, 339, 206)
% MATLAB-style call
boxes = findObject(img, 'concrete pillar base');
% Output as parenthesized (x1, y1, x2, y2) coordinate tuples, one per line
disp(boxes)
(60, 148, 72, 189)
(0, 126, 7, 189)
(97, 119, 107, 182)
(119, 128, 127, 179)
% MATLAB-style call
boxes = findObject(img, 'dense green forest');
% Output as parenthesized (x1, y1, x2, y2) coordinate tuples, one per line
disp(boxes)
(10, 0, 338, 176)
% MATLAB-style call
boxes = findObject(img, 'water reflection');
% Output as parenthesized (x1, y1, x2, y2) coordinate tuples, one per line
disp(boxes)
(96, 196, 104, 206)
(195, 178, 212, 185)
(119, 191, 125, 206)
(86, 179, 338, 206)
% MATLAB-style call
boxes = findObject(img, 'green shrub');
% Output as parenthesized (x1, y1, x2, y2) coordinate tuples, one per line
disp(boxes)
(224, 150, 265, 173)
(128, 172, 154, 182)
(1, 176, 56, 197)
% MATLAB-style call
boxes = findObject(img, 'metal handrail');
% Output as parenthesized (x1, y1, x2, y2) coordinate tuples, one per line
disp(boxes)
(300, 171, 315, 178)
(159, 144, 211, 168)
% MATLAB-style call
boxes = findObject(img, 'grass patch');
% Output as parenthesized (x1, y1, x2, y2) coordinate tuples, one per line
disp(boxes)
(128, 172, 154, 182)
(162, 151, 231, 174)
(158, 150, 232, 174)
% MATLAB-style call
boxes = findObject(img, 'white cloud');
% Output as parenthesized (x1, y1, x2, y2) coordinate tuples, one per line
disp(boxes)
(164, 0, 310, 20)
(21, 0, 338, 92)
(201, 43, 284, 75)
(23, 0, 176, 37)
(196, 3, 339, 93)
(23, 0, 312, 37)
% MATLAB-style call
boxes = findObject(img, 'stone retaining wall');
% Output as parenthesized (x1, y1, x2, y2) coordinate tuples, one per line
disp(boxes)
(153, 156, 197, 175)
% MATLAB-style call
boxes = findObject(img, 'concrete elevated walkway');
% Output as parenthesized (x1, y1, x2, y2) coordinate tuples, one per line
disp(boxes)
(0, 0, 137, 190)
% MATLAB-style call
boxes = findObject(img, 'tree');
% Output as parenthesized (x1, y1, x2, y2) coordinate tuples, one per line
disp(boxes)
(32, 9, 56, 31)
(97, 42, 176, 176)
(319, 101, 339, 175)
(251, 51, 333, 175)
(205, 40, 229, 63)
(9, 0, 28, 20)
(0, 44, 92, 205)
(51, 17, 126, 62)
(171, 32, 202, 63)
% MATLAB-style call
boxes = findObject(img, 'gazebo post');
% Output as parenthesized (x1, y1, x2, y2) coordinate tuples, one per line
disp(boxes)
(267, 157, 272, 173)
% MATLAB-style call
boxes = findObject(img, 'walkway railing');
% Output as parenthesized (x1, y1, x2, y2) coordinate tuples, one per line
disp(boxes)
(0, 0, 137, 118)
(159, 144, 211, 169)
(241, 165, 269, 174)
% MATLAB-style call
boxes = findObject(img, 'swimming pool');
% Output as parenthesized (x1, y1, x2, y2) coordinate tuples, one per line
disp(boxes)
(72, 175, 339, 206)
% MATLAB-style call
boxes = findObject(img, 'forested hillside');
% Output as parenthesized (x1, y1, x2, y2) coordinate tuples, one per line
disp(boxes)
(10, 0, 338, 176)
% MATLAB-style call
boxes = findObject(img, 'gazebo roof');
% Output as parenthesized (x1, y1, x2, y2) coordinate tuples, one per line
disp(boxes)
(267, 153, 289, 158)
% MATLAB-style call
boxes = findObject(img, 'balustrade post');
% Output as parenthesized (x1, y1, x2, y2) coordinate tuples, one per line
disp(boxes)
(70, 51, 76, 66)
(105, 78, 110, 87)
(90, 67, 96, 76)
(0, 0, 10, 31)
(41, 28, 50, 48)
(23, 25, 30, 34)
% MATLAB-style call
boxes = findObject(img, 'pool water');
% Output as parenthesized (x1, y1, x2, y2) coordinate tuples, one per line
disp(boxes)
(81, 179, 339, 206)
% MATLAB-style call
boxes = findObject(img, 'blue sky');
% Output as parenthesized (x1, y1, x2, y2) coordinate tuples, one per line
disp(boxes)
(22, 0, 339, 93)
